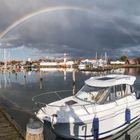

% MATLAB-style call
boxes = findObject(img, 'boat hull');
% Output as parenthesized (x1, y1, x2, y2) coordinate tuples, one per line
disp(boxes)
(43, 115, 140, 140)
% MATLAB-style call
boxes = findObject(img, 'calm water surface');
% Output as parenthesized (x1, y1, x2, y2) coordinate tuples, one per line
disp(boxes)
(0, 68, 140, 140)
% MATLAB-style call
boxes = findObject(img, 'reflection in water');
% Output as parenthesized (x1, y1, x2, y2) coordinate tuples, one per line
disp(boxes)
(64, 70, 67, 81)
(40, 70, 43, 81)
(0, 72, 12, 88)
(24, 75, 27, 85)
(72, 70, 76, 85)
(0, 68, 140, 140)
(72, 84, 76, 95)
(40, 80, 43, 89)
(110, 118, 140, 140)
(15, 72, 17, 80)
(125, 68, 139, 75)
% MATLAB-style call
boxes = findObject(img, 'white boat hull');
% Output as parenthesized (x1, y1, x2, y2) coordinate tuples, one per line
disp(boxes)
(44, 114, 140, 140)
(37, 96, 140, 139)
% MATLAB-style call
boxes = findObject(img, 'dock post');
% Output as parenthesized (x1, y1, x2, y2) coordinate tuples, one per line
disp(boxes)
(9, 71, 10, 78)
(24, 70, 26, 78)
(15, 72, 17, 80)
(40, 71, 43, 81)
(72, 70, 76, 95)
(72, 70, 76, 85)
(26, 118, 44, 140)
(40, 80, 43, 89)
(72, 83, 76, 95)
(64, 69, 66, 81)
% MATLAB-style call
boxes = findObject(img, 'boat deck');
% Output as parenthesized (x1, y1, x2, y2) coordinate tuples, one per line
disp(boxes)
(0, 107, 25, 140)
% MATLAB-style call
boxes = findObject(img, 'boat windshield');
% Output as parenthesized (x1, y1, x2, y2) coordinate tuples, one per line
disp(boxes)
(76, 84, 109, 104)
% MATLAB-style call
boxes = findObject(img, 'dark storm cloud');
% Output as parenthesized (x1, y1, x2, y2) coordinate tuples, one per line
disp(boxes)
(0, 0, 140, 58)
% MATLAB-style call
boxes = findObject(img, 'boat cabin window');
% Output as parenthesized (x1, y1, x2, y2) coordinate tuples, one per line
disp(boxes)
(101, 84, 133, 103)
(104, 87, 115, 103)
(115, 84, 132, 100)
(76, 84, 134, 104)
(130, 85, 135, 93)
(76, 85, 109, 104)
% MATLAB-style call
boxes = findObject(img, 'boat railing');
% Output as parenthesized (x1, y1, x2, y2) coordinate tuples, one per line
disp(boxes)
(32, 89, 72, 106)
(32, 90, 95, 114)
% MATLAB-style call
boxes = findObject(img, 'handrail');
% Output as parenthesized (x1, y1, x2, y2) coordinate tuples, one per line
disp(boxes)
(32, 90, 96, 108)
(32, 89, 72, 102)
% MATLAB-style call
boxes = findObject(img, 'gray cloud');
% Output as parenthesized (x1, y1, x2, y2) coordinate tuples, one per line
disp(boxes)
(0, 0, 140, 59)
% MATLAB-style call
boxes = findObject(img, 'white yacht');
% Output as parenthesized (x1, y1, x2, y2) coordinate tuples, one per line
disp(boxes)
(35, 74, 140, 139)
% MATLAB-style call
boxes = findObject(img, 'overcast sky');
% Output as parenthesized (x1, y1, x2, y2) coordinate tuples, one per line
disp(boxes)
(0, 0, 140, 60)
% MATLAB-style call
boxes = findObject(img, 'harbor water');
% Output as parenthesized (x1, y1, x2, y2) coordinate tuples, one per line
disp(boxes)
(0, 68, 140, 140)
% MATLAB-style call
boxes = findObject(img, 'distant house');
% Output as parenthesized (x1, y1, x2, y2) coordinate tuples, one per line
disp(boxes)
(40, 61, 58, 67)
(78, 58, 108, 70)
(40, 60, 74, 68)
(126, 59, 138, 65)
(110, 60, 125, 65)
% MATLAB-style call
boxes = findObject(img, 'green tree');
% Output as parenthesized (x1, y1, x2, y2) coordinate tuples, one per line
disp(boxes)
(11, 60, 18, 65)
(120, 55, 128, 61)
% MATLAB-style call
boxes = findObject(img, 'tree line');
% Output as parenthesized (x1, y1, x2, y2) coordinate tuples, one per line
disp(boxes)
(120, 55, 140, 64)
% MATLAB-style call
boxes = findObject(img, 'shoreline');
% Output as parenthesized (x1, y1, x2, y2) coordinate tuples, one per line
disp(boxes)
(1, 64, 140, 73)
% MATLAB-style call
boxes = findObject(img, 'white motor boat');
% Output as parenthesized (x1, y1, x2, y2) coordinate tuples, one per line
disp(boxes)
(35, 74, 140, 139)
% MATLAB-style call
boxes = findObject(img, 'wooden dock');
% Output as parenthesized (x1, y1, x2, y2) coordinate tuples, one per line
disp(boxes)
(0, 107, 25, 140)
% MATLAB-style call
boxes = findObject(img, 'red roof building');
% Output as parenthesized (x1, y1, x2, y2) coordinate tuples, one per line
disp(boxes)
(126, 59, 138, 65)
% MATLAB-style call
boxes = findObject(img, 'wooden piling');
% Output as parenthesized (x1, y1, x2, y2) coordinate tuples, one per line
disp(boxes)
(40, 71, 43, 81)
(26, 118, 44, 140)
(72, 70, 76, 85)
(24, 70, 26, 78)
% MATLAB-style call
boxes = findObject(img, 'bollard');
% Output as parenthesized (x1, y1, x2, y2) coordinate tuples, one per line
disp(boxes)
(26, 118, 44, 140)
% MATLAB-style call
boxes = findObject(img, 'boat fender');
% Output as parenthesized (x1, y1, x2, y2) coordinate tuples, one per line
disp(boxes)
(136, 92, 140, 99)
(93, 117, 99, 139)
(51, 114, 58, 128)
(125, 108, 131, 124)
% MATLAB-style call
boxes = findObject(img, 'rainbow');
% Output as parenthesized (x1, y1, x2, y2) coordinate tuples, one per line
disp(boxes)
(0, 5, 138, 45)
(0, 6, 94, 39)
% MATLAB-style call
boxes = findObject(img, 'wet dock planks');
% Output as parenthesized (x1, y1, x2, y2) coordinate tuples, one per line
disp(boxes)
(0, 107, 25, 140)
